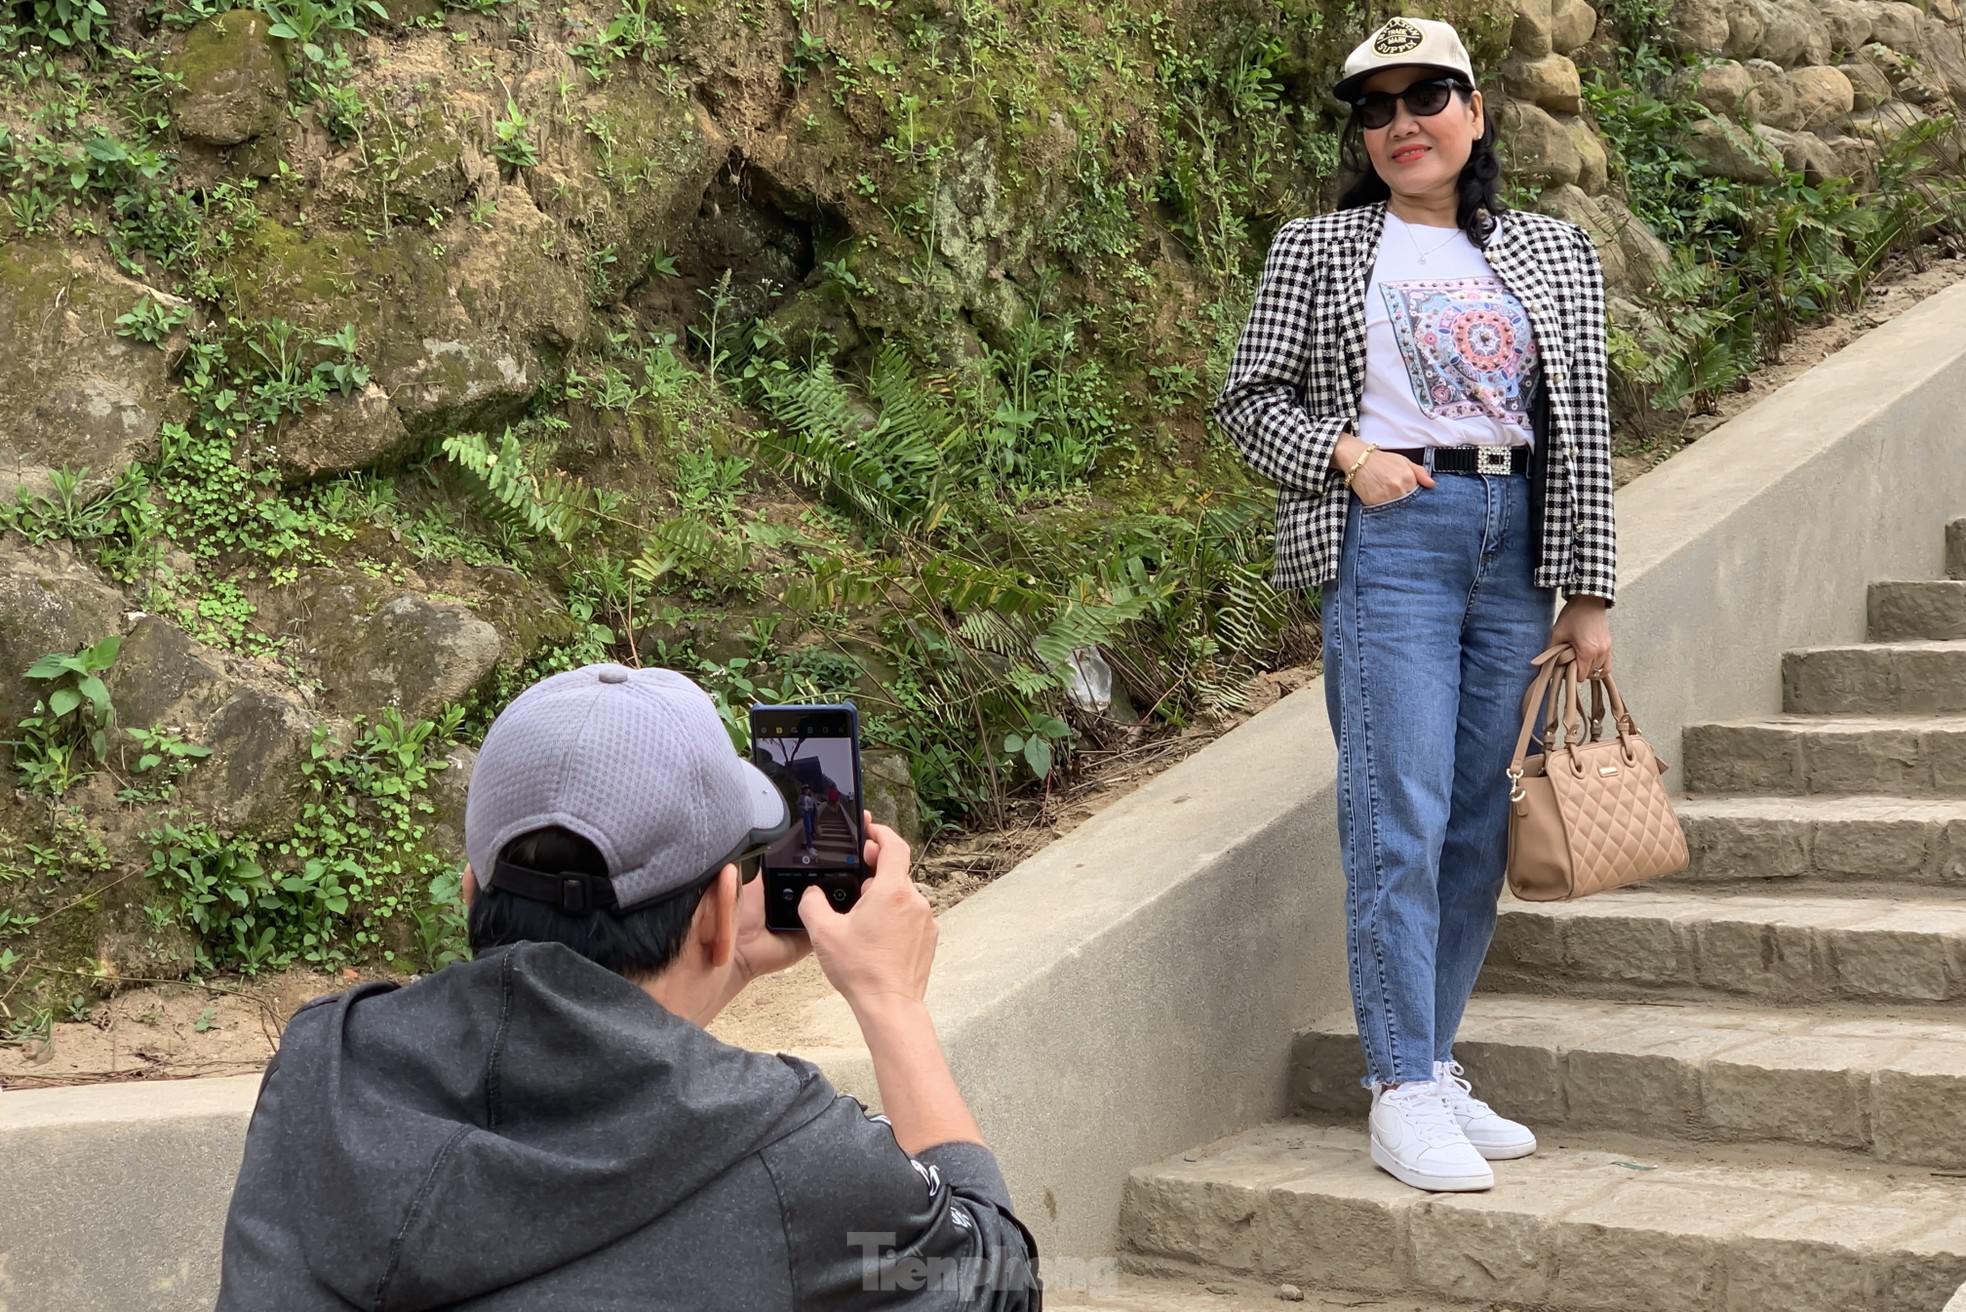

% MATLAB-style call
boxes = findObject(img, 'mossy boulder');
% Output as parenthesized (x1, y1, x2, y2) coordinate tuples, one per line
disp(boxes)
(170, 10, 288, 147)
(258, 570, 506, 721)
(268, 383, 414, 481)
(225, 190, 588, 441)
(0, 243, 182, 498)
(411, 561, 577, 662)
(861, 748, 922, 847)
(1685, 116, 1782, 182)
(107, 617, 319, 834)
(0, 539, 129, 728)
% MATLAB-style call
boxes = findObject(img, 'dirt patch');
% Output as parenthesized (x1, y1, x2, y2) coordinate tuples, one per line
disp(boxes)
(0, 968, 383, 1091)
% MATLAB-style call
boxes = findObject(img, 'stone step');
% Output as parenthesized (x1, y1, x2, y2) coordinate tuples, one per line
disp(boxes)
(1681, 714, 1966, 798)
(1949, 519, 1966, 581)
(1290, 995, 1966, 1168)
(1871, 581, 1966, 641)
(1480, 887, 1966, 1007)
(1676, 794, 1966, 887)
(1050, 1271, 1482, 1311)
(1121, 1120, 1966, 1312)
(1783, 640, 1966, 715)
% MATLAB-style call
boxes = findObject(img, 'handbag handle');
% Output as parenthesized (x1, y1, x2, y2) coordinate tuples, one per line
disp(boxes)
(1508, 645, 1576, 798)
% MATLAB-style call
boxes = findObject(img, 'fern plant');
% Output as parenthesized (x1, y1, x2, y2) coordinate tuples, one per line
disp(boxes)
(440, 428, 596, 545)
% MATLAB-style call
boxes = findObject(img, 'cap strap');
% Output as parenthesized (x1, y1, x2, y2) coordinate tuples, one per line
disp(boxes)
(488, 859, 620, 916)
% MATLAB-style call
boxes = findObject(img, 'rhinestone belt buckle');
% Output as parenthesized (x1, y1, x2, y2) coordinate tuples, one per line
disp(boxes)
(1476, 446, 1512, 475)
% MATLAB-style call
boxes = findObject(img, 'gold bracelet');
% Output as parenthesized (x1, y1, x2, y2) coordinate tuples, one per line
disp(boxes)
(1343, 443, 1380, 489)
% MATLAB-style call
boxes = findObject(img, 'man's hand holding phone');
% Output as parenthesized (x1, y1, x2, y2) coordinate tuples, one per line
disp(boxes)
(797, 811, 981, 1153)
(798, 814, 935, 1013)
(731, 869, 813, 986)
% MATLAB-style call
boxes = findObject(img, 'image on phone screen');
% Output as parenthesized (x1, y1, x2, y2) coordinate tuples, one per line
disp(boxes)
(749, 711, 863, 874)
(751, 706, 865, 932)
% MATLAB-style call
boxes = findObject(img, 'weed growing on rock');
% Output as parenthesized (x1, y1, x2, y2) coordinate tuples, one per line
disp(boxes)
(114, 294, 190, 346)
(7, 638, 122, 797)
(491, 98, 538, 174)
(149, 706, 468, 974)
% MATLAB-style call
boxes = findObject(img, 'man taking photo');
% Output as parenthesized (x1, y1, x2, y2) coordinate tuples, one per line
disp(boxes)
(216, 663, 1041, 1310)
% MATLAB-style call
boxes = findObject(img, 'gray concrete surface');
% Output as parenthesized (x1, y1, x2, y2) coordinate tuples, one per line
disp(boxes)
(0, 1075, 259, 1311)
(7, 280, 1966, 1309)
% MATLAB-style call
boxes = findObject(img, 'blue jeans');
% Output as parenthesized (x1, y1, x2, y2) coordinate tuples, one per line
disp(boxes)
(1323, 472, 1555, 1087)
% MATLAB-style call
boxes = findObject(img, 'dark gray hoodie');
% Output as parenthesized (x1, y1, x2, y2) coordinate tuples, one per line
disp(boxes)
(216, 942, 1040, 1310)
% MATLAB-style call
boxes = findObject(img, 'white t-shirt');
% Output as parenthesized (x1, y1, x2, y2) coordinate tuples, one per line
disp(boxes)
(1358, 214, 1539, 450)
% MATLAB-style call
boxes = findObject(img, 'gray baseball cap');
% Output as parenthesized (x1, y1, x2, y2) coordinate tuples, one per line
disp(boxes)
(464, 664, 791, 912)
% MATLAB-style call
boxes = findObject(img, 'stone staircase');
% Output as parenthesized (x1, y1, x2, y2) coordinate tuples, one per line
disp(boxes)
(1118, 520, 1966, 1312)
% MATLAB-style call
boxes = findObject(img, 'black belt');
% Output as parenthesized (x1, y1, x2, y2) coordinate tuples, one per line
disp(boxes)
(1386, 446, 1530, 476)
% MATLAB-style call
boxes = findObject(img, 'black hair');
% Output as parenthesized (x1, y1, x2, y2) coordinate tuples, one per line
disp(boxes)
(468, 827, 711, 981)
(1335, 79, 1507, 247)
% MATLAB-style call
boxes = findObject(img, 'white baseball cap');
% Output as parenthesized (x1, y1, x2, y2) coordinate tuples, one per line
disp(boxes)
(1333, 17, 1476, 104)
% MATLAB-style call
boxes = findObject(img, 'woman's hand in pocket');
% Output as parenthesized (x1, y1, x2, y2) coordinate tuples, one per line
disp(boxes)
(1351, 448, 1435, 507)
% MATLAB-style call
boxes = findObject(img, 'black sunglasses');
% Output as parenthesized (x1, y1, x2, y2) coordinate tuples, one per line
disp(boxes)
(1350, 77, 1470, 131)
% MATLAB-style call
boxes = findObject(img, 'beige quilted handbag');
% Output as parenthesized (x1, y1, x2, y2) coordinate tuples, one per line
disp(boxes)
(1505, 646, 1688, 901)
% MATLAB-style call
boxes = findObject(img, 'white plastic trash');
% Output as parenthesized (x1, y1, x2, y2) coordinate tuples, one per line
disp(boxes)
(1065, 647, 1114, 713)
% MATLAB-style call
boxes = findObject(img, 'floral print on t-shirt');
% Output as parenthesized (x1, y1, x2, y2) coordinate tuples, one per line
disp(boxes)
(1380, 277, 1539, 428)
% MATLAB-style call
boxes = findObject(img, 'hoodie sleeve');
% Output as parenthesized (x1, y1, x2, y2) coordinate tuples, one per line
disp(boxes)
(760, 1090, 1041, 1310)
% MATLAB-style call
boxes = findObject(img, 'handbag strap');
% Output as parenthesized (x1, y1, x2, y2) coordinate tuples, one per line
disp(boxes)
(1509, 645, 1576, 788)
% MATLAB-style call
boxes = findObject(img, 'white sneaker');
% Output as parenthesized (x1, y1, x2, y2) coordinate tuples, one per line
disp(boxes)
(1368, 1082, 1495, 1192)
(1434, 1060, 1538, 1161)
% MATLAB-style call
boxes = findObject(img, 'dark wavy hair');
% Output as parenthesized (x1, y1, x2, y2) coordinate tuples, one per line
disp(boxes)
(1335, 80, 1506, 247)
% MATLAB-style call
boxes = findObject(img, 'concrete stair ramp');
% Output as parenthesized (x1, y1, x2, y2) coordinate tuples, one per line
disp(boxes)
(1676, 794, 1966, 887)
(1682, 714, 1966, 799)
(1120, 1121, 1966, 1312)
(1949, 518, 1966, 581)
(1481, 886, 1966, 1008)
(1289, 996, 1966, 1169)
(1783, 640, 1966, 716)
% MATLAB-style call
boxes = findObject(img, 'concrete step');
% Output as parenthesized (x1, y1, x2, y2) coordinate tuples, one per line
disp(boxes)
(1676, 794, 1966, 887)
(1290, 995, 1966, 1168)
(1783, 640, 1966, 715)
(1120, 1120, 1966, 1312)
(1480, 887, 1966, 1007)
(1949, 519, 1966, 581)
(1682, 714, 1966, 798)
(1871, 580, 1966, 641)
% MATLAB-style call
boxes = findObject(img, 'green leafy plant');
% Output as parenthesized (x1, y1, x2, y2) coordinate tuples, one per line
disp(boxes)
(491, 98, 538, 174)
(10, 0, 109, 52)
(571, 0, 667, 74)
(8, 636, 122, 796)
(6, 186, 58, 235)
(1003, 713, 1070, 781)
(114, 295, 191, 346)
(310, 324, 371, 396)
(260, 0, 386, 65)
(118, 725, 214, 803)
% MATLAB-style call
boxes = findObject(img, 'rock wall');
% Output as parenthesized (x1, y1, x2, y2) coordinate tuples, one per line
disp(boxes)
(1494, 0, 1965, 291)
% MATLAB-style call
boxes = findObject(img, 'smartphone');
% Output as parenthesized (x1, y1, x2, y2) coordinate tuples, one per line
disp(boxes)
(748, 703, 866, 933)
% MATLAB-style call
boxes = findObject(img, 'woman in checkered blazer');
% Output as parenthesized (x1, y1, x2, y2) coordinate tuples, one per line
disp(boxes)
(1213, 18, 1618, 1195)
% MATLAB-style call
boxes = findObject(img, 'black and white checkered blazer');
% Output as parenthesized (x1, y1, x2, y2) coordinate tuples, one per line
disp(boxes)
(1213, 201, 1618, 602)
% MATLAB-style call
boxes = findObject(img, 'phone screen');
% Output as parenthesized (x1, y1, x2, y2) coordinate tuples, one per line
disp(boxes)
(749, 704, 865, 931)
